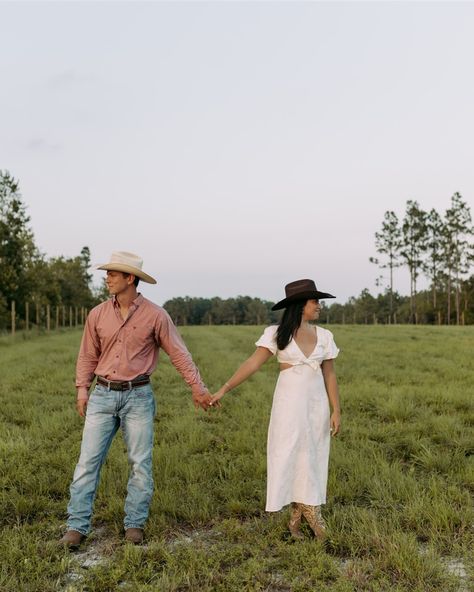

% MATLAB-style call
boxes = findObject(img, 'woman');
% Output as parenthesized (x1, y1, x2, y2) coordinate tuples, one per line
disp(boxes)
(210, 279, 341, 540)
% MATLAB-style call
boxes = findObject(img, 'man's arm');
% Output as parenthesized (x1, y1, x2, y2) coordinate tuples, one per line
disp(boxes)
(156, 311, 212, 410)
(75, 310, 101, 417)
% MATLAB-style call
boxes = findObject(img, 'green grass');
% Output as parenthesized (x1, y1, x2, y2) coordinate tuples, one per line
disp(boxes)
(0, 325, 473, 591)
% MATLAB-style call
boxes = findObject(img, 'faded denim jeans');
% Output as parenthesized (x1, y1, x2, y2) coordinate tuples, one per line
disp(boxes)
(67, 383, 155, 535)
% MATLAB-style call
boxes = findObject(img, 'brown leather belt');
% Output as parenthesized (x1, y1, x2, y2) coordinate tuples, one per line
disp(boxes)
(96, 376, 150, 391)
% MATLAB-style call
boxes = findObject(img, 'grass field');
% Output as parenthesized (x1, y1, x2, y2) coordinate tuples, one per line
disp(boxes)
(0, 325, 473, 592)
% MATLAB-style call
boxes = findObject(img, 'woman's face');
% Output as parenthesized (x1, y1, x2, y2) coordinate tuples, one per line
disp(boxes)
(302, 299, 321, 321)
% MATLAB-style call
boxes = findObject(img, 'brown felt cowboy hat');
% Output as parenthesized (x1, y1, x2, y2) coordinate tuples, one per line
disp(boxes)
(271, 279, 335, 311)
(96, 251, 157, 284)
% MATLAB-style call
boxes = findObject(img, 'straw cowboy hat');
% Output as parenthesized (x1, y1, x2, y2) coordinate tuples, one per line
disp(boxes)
(96, 251, 157, 284)
(271, 279, 335, 311)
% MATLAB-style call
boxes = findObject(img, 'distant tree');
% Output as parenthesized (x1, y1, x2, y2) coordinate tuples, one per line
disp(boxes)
(93, 277, 110, 303)
(460, 274, 474, 324)
(244, 298, 269, 325)
(442, 193, 473, 324)
(400, 200, 428, 323)
(164, 297, 190, 325)
(47, 251, 96, 308)
(370, 210, 402, 322)
(19, 245, 97, 324)
(353, 288, 377, 324)
(0, 171, 37, 310)
(423, 208, 445, 309)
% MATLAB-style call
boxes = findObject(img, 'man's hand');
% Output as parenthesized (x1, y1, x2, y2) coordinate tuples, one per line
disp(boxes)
(192, 391, 213, 411)
(76, 397, 89, 418)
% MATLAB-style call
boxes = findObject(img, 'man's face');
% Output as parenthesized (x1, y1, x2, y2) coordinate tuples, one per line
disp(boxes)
(106, 270, 131, 295)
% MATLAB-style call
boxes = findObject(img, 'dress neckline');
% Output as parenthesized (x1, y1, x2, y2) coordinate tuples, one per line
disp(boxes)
(293, 325, 319, 359)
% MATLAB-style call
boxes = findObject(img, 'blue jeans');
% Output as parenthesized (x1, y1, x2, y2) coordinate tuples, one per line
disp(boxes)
(66, 383, 155, 535)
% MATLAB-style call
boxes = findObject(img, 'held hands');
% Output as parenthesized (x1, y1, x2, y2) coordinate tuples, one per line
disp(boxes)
(192, 390, 214, 411)
(209, 387, 227, 408)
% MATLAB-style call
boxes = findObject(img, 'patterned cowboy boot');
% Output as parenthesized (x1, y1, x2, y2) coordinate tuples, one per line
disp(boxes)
(288, 502, 305, 540)
(300, 504, 326, 540)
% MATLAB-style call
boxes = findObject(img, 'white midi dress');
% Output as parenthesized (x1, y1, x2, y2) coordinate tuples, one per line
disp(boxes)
(255, 325, 340, 512)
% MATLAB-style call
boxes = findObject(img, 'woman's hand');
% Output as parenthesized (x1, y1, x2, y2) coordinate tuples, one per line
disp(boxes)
(209, 388, 226, 407)
(330, 411, 341, 436)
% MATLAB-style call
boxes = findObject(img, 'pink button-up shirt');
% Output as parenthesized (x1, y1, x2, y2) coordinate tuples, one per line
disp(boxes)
(76, 294, 206, 400)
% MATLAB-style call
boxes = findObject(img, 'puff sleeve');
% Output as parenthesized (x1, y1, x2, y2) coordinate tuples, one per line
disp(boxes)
(323, 330, 340, 360)
(255, 325, 278, 355)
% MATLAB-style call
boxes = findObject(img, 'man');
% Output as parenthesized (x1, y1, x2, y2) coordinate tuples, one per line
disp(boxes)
(60, 251, 212, 547)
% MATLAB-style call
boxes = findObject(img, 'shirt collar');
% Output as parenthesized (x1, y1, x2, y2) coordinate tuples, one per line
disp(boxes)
(112, 293, 143, 310)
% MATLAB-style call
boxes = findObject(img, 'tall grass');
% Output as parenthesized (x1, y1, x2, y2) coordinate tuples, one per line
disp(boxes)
(0, 326, 472, 591)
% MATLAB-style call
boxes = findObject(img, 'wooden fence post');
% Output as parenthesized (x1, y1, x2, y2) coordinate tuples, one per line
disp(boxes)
(55, 306, 59, 329)
(46, 304, 50, 331)
(62, 306, 66, 327)
(36, 303, 40, 327)
(25, 302, 29, 331)
(11, 301, 16, 336)
(75, 307, 78, 327)
(69, 306, 73, 328)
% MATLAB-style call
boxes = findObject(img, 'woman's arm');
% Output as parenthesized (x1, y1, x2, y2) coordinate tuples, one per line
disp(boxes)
(210, 347, 273, 406)
(321, 358, 341, 436)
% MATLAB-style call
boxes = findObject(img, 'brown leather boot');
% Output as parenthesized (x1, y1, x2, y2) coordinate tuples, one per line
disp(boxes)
(300, 504, 326, 540)
(124, 528, 144, 544)
(288, 503, 305, 540)
(59, 529, 85, 548)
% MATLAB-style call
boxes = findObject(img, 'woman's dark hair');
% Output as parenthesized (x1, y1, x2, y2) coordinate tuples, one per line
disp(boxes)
(276, 300, 306, 350)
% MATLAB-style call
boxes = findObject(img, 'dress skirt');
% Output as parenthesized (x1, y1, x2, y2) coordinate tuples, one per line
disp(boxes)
(265, 364, 330, 512)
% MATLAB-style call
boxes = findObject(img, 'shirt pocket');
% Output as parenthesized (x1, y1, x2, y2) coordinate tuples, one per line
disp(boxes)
(126, 324, 155, 348)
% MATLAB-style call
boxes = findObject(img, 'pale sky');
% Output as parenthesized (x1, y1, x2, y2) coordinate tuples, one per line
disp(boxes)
(1, 0, 473, 305)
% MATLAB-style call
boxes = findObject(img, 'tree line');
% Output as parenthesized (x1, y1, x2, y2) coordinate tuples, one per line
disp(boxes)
(162, 276, 474, 327)
(163, 296, 280, 326)
(2, 170, 473, 331)
(0, 170, 103, 331)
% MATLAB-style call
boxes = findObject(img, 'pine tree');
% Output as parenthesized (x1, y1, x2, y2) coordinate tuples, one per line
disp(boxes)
(442, 193, 473, 324)
(400, 200, 428, 324)
(369, 210, 402, 323)
(423, 208, 445, 310)
(0, 171, 37, 307)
